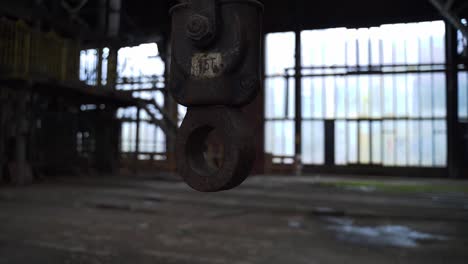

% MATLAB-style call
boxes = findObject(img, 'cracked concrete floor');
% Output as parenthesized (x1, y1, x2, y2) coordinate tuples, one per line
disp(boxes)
(0, 175, 467, 264)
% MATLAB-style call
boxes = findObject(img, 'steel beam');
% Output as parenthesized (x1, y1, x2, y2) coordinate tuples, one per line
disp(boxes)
(429, 0, 468, 41)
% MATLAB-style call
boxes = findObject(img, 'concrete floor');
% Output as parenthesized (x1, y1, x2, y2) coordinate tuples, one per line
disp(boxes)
(1, 175, 468, 264)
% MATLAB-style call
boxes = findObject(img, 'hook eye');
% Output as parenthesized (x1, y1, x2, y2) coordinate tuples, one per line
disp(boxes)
(186, 125, 225, 177)
(176, 106, 255, 192)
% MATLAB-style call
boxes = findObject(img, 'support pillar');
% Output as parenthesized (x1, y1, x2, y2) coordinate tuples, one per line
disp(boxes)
(95, 107, 119, 174)
(325, 120, 335, 166)
(163, 38, 179, 170)
(134, 107, 141, 173)
(240, 33, 266, 175)
(96, 47, 103, 88)
(106, 47, 118, 90)
(445, 22, 461, 178)
(294, 29, 302, 175)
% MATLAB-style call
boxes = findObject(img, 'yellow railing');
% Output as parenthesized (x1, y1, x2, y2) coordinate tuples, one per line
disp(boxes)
(0, 17, 80, 81)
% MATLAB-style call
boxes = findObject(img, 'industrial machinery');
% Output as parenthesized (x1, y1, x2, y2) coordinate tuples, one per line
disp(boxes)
(169, 0, 263, 192)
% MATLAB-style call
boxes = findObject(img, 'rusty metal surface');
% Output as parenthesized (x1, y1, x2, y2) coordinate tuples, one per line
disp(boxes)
(176, 106, 255, 192)
(170, 0, 263, 107)
(169, 0, 263, 192)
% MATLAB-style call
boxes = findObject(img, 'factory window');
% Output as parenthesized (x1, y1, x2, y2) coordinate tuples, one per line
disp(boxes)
(458, 22, 468, 121)
(116, 43, 167, 160)
(265, 21, 451, 168)
(264, 32, 296, 164)
(79, 48, 109, 86)
(461, 72, 468, 120)
(79, 43, 168, 160)
(79, 49, 99, 85)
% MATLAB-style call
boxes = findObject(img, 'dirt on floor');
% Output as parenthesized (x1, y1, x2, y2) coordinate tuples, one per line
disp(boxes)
(0, 175, 467, 264)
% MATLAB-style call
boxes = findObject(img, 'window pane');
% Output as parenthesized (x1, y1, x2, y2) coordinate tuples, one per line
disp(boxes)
(265, 77, 295, 119)
(335, 121, 347, 165)
(395, 74, 407, 117)
(347, 121, 358, 164)
(420, 73, 433, 118)
(265, 121, 294, 157)
(347, 76, 358, 118)
(408, 121, 421, 166)
(266, 32, 295, 75)
(302, 121, 324, 165)
(434, 120, 447, 167)
(395, 121, 407, 166)
(383, 76, 394, 117)
(359, 121, 370, 164)
(460, 72, 468, 119)
(433, 73, 446, 117)
(383, 121, 395, 166)
(371, 121, 382, 164)
(407, 74, 420, 118)
(358, 75, 370, 118)
(420, 120, 434, 166)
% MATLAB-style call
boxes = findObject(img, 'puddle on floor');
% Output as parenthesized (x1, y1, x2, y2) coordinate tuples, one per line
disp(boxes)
(345, 186, 377, 193)
(326, 217, 448, 248)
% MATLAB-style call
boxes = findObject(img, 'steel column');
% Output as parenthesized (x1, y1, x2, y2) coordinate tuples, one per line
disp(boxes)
(106, 47, 118, 90)
(294, 28, 302, 174)
(445, 22, 460, 178)
(135, 107, 141, 162)
(325, 120, 335, 166)
(96, 48, 103, 88)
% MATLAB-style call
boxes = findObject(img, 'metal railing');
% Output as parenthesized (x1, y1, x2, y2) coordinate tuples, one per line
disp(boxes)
(0, 17, 80, 81)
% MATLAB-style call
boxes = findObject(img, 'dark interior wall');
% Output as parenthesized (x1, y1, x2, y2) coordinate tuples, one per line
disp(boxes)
(38, 108, 79, 174)
(0, 87, 6, 182)
(0, 88, 29, 184)
(0, 85, 123, 183)
(36, 104, 121, 175)
(94, 108, 121, 174)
